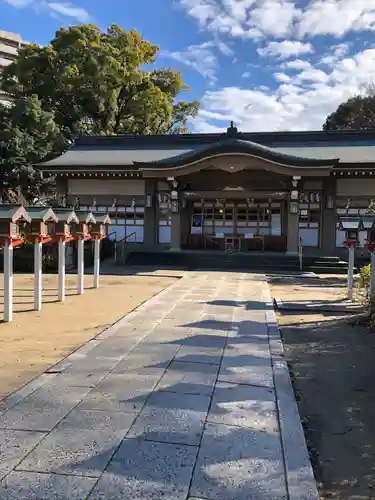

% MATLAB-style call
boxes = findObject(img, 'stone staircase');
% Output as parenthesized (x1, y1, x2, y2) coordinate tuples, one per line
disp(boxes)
(124, 250, 354, 274)
(302, 256, 356, 274)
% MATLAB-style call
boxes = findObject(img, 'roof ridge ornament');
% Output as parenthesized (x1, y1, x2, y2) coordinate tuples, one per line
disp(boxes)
(227, 121, 238, 138)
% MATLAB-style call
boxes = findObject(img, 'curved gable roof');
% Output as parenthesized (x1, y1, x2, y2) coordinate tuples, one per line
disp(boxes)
(135, 138, 339, 170)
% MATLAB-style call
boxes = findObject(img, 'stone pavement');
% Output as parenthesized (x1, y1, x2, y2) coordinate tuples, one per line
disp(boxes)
(0, 271, 318, 500)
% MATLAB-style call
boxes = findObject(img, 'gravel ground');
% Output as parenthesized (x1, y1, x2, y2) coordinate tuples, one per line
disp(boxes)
(271, 275, 375, 500)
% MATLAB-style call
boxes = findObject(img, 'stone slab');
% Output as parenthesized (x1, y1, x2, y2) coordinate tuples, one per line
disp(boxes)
(79, 373, 161, 413)
(207, 382, 278, 432)
(128, 391, 210, 446)
(17, 409, 137, 477)
(89, 439, 198, 500)
(190, 422, 287, 500)
(0, 429, 47, 481)
(0, 471, 97, 499)
(112, 344, 180, 373)
(174, 346, 224, 365)
(170, 333, 227, 349)
(273, 358, 319, 500)
(51, 357, 121, 387)
(224, 340, 271, 359)
(0, 384, 91, 432)
(234, 319, 268, 337)
(218, 353, 274, 388)
(156, 361, 219, 396)
(83, 338, 139, 361)
(0, 374, 58, 411)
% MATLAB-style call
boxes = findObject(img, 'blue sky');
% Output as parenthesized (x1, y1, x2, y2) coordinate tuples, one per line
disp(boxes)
(2, 0, 375, 132)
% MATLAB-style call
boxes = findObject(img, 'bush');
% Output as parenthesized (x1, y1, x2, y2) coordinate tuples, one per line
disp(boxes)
(357, 263, 371, 290)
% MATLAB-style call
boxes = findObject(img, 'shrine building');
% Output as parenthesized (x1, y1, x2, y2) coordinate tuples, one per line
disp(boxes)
(36, 123, 375, 257)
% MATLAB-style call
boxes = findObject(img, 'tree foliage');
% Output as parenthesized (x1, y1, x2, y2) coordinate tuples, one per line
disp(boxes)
(2, 24, 199, 142)
(0, 24, 200, 200)
(323, 87, 375, 130)
(0, 96, 58, 202)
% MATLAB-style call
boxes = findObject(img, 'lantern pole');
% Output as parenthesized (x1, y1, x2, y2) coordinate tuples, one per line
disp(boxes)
(58, 240, 66, 302)
(347, 245, 355, 300)
(34, 241, 42, 311)
(3, 240, 13, 322)
(77, 238, 84, 295)
(93, 238, 100, 288)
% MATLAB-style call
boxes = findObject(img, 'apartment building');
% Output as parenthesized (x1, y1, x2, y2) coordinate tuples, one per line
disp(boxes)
(0, 29, 28, 104)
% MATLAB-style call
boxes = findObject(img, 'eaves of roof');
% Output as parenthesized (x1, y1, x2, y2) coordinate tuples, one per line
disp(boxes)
(135, 138, 339, 169)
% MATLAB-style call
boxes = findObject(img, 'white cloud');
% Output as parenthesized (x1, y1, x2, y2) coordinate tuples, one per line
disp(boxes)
(282, 59, 312, 70)
(247, 0, 299, 38)
(258, 40, 314, 59)
(298, 0, 375, 37)
(274, 72, 292, 83)
(5, 0, 92, 22)
(5, 0, 33, 6)
(242, 71, 251, 78)
(216, 40, 234, 56)
(193, 46, 375, 132)
(162, 41, 218, 83)
(319, 43, 351, 67)
(179, 0, 375, 40)
(46, 2, 91, 22)
(297, 68, 329, 83)
(179, 0, 299, 39)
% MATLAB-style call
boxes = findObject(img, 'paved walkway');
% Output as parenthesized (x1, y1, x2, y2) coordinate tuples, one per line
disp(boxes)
(0, 272, 318, 500)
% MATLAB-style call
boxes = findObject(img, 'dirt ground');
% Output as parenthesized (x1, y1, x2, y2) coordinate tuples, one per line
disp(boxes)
(0, 270, 179, 402)
(271, 274, 375, 500)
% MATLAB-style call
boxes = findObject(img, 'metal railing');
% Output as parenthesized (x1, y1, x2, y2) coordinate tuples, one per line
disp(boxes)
(107, 231, 118, 262)
(298, 236, 303, 272)
(114, 232, 137, 264)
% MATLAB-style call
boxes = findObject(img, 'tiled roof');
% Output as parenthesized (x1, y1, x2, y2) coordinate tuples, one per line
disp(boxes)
(135, 138, 338, 168)
(36, 128, 375, 170)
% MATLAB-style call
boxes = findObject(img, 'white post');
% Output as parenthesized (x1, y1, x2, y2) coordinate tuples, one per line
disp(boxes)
(93, 239, 100, 289)
(58, 241, 66, 302)
(4, 240, 13, 322)
(370, 251, 375, 301)
(34, 241, 42, 311)
(347, 245, 355, 300)
(77, 239, 84, 295)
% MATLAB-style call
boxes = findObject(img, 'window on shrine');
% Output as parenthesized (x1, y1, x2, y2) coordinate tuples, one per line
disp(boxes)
(191, 200, 282, 236)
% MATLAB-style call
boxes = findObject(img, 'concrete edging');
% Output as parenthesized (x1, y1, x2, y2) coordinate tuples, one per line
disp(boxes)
(264, 286, 320, 500)
(274, 297, 365, 314)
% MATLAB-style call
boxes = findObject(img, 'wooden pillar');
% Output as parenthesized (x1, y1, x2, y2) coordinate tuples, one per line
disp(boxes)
(286, 209, 299, 255)
(4, 241, 13, 322)
(170, 212, 181, 251)
(93, 239, 100, 288)
(58, 241, 66, 302)
(77, 239, 84, 295)
(144, 179, 157, 245)
(321, 178, 336, 254)
(34, 241, 42, 311)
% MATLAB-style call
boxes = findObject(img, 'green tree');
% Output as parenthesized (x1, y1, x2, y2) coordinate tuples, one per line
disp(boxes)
(2, 24, 199, 145)
(323, 87, 375, 130)
(0, 95, 58, 203)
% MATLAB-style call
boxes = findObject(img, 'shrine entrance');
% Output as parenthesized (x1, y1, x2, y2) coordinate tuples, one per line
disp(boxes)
(186, 197, 286, 252)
